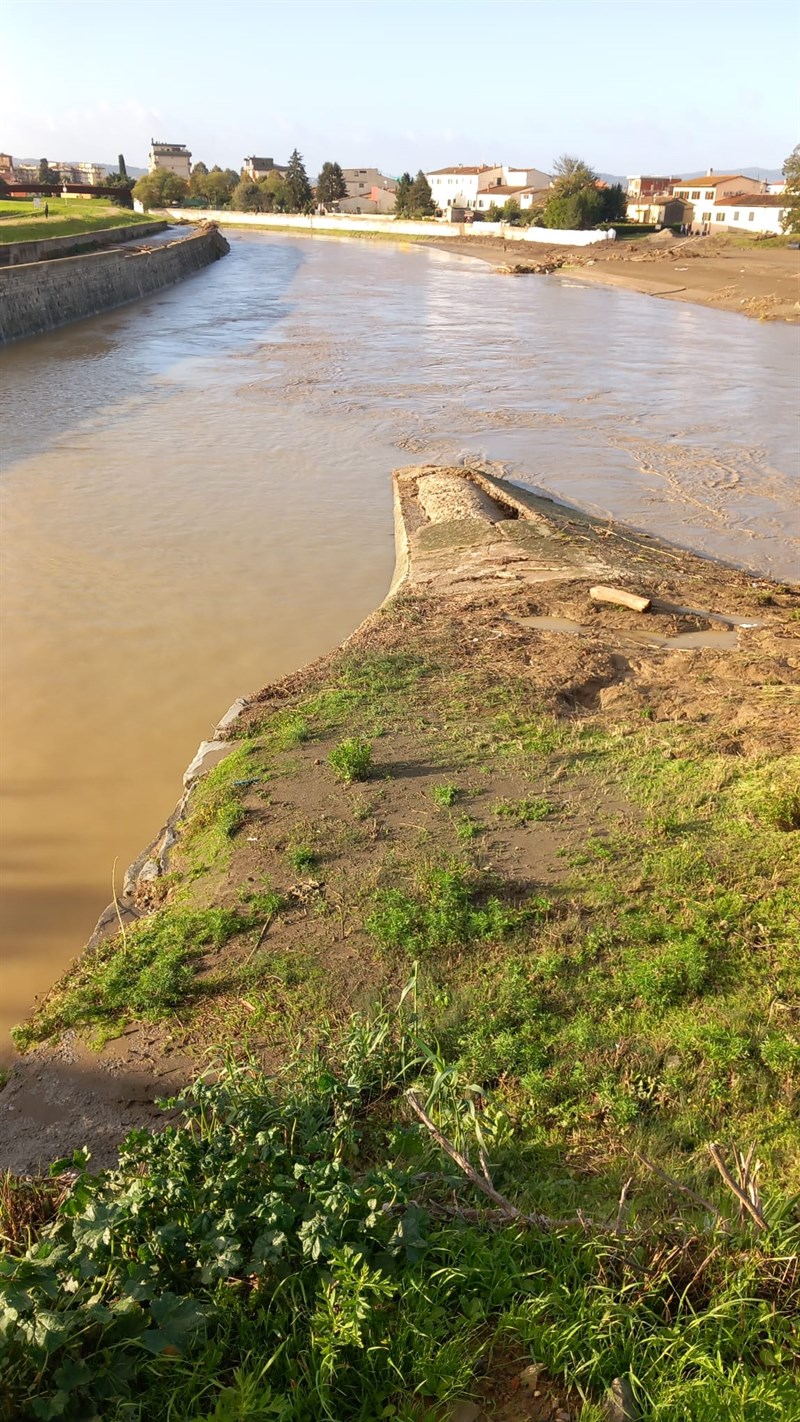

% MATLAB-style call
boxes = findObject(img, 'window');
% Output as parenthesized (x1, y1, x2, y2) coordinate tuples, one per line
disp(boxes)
(733, 211, 740, 220)
(748, 212, 755, 221)
(702, 211, 711, 221)
(715, 212, 725, 221)
(691, 189, 700, 199)
(705, 190, 714, 199)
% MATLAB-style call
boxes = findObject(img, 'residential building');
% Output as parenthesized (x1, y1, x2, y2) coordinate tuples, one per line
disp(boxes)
(342, 167, 397, 200)
(0, 153, 13, 175)
(426, 164, 502, 211)
(243, 156, 288, 180)
(338, 184, 396, 215)
(672, 172, 766, 204)
(626, 175, 683, 201)
(626, 193, 692, 227)
(704, 193, 787, 235)
(426, 163, 551, 214)
(149, 141, 192, 179)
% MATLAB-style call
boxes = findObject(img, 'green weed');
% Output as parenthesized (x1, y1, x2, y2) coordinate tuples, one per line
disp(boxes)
(329, 738, 373, 784)
(431, 783, 458, 807)
(286, 841, 316, 872)
(493, 795, 553, 823)
(366, 867, 543, 959)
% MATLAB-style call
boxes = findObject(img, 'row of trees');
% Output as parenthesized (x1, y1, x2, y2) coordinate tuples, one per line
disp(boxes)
(128, 151, 622, 230)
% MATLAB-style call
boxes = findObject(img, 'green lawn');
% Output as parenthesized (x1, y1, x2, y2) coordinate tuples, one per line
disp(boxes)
(0, 198, 156, 245)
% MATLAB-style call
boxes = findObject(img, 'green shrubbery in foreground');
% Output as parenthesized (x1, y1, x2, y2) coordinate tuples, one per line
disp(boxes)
(1, 1002, 798, 1422)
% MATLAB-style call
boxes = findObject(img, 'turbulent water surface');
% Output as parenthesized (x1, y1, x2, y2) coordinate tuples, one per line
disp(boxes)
(1, 230, 798, 1056)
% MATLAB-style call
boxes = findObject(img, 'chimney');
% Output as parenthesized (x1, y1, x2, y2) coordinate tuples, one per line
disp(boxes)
(707, 166, 713, 176)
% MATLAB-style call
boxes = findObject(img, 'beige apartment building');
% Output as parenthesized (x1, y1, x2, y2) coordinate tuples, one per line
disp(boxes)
(149, 141, 192, 179)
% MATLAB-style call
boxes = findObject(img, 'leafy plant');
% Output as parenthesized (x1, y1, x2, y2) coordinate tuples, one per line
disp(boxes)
(365, 867, 542, 959)
(431, 783, 458, 808)
(493, 796, 553, 824)
(329, 738, 373, 784)
(286, 841, 316, 872)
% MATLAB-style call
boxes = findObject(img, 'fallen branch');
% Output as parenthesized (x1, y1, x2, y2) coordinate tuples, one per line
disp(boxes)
(406, 1091, 555, 1230)
(635, 1152, 723, 1224)
(708, 1144, 767, 1231)
(590, 584, 651, 613)
(615, 1176, 633, 1236)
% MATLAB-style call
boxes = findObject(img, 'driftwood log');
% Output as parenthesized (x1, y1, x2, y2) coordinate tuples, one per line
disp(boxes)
(590, 585, 651, 613)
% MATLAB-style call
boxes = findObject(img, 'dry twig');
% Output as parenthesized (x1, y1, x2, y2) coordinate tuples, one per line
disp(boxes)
(708, 1144, 767, 1231)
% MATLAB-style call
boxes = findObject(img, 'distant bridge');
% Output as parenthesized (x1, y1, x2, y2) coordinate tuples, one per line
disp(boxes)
(1, 182, 133, 208)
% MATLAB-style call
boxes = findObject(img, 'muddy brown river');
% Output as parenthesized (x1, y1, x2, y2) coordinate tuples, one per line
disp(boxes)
(1, 231, 798, 1058)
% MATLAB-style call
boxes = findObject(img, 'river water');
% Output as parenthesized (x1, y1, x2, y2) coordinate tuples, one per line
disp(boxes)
(1, 231, 798, 1057)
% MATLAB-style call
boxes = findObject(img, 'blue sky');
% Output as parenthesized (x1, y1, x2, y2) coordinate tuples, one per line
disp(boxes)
(3, 0, 798, 177)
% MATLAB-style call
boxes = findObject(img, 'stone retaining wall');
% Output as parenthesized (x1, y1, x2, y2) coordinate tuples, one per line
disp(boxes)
(0, 221, 168, 268)
(0, 225, 230, 344)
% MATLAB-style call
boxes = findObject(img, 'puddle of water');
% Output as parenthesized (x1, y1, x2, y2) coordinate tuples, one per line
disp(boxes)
(664, 629, 739, 649)
(517, 616, 741, 651)
(518, 616, 588, 634)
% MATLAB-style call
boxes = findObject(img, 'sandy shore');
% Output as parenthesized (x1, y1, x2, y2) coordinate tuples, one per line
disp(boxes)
(425, 231, 800, 321)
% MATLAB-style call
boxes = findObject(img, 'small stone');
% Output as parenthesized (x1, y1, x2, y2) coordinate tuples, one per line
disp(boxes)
(448, 1403, 482, 1422)
(519, 1363, 541, 1389)
(604, 1376, 639, 1422)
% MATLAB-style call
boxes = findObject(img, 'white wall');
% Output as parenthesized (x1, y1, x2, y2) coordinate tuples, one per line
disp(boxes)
(164, 209, 610, 246)
(711, 204, 784, 234)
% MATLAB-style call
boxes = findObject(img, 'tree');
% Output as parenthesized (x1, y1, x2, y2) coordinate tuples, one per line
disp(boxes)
(285, 149, 312, 211)
(118, 154, 128, 180)
(502, 197, 522, 226)
(38, 158, 59, 185)
(316, 161, 347, 205)
(542, 154, 606, 230)
(231, 178, 263, 212)
(132, 168, 189, 209)
(781, 143, 800, 234)
(408, 170, 436, 217)
(394, 172, 413, 216)
(204, 165, 237, 208)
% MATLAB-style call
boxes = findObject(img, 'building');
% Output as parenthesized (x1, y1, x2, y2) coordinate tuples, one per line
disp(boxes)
(338, 184, 397, 215)
(426, 163, 551, 214)
(149, 141, 192, 179)
(342, 167, 397, 200)
(672, 172, 766, 204)
(704, 193, 787, 235)
(243, 156, 288, 180)
(626, 175, 683, 201)
(0, 153, 13, 175)
(626, 193, 692, 226)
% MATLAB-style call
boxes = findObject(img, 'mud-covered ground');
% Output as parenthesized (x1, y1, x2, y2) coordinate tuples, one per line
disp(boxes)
(427, 230, 800, 321)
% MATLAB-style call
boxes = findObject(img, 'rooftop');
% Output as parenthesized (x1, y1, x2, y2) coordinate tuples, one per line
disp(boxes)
(714, 193, 786, 207)
(675, 175, 753, 188)
(427, 164, 496, 176)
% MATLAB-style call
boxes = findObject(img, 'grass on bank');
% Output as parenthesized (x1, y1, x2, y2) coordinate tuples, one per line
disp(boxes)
(0, 198, 156, 245)
(7, 606, 799, 1417)
(2, 1012, 799, 1422)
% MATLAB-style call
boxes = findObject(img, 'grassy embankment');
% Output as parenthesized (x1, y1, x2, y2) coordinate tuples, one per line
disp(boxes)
(0, 197, 156, 245)
(3, 543, 799, 1421)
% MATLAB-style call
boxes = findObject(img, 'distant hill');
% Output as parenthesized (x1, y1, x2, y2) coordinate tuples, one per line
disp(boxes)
(602, 166, 783, 184)
(16, 159, 147, 177)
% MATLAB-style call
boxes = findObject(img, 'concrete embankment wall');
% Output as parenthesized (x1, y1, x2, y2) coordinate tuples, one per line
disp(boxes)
(0, 221, 168, 268)
(164, 208, 610, 247)
(0, 225, 230, 344)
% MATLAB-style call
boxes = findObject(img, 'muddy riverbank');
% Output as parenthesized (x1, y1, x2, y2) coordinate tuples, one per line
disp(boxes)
(426, 230, 800, 321)
(2, 465, 798, 1173)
